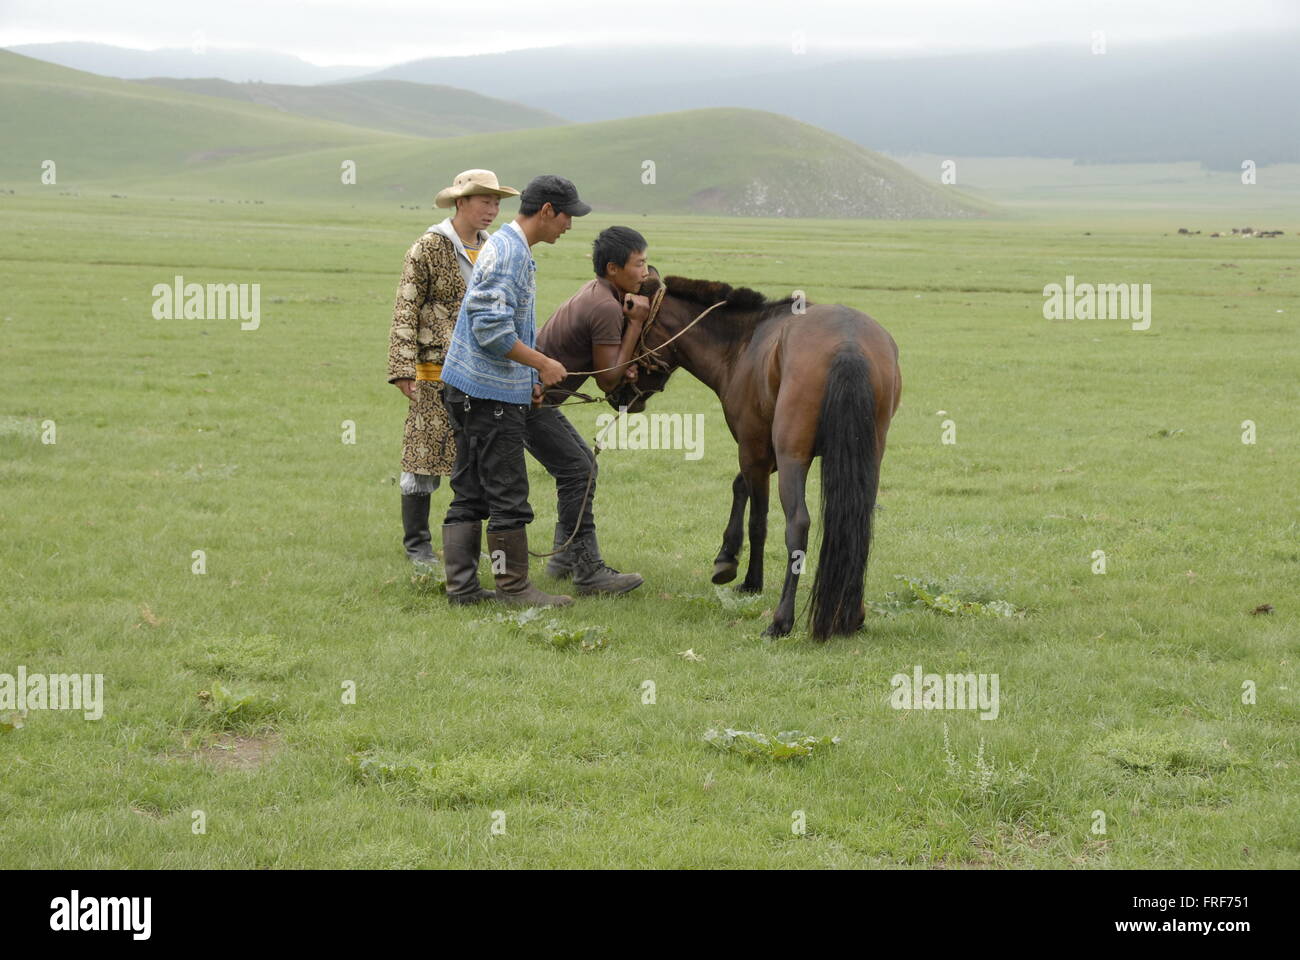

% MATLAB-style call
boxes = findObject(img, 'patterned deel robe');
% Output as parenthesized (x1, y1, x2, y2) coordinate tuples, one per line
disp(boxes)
(387, 231, 467, 476)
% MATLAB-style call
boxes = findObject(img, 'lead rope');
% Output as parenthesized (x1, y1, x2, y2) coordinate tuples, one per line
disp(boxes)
(527, 407, 623, 558)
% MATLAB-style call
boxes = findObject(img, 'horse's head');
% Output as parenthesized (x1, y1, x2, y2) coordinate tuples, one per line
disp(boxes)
(606, 361, 676, 413)
(604, 275, 681, 412)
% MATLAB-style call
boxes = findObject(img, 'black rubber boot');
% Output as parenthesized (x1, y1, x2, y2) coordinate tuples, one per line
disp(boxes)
(544, 522, 576, 580)
(486, 527, 573, 608)
(440, 522, 495, 605)
(570, 532, 644, 596)
(402, 493, 438, 566)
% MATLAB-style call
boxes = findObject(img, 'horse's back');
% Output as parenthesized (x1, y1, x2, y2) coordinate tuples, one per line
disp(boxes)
(780, 304, 899, 405)
(759, 303, 900, 461)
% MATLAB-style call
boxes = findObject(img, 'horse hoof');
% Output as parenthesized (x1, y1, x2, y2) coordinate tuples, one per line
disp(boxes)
(762, 621, 790, 638)
(847, 605, 867, 633)
(711, 561, 738, 584)
(736, 582, 762, 595)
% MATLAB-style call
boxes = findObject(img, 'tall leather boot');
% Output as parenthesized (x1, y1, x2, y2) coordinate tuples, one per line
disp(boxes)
(486, 527, 573, 608)
(544, 522, 576, 580)
(570, 531, 644, 596)
(441, 522, 495, 605)
(402, 493, 438, 566)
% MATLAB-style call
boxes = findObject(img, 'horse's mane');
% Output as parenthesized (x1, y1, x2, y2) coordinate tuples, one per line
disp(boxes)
(659, 275, 792, 314)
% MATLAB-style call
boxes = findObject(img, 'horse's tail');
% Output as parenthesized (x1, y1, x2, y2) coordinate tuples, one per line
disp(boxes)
(809, 347, 878, 640)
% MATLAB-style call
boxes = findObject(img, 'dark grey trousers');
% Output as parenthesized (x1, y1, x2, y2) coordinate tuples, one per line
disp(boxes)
(442, 385, 534, 533)
(525, 404, 598, 540)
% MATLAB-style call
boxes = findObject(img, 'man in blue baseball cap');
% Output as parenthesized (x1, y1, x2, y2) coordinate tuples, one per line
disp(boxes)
(438, 174, 590, 607)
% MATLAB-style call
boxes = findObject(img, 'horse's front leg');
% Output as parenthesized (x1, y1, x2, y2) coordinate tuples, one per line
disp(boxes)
(763, 459, 811, 637)
(737, 465, 770, 594)
(712, 472, 747, 584)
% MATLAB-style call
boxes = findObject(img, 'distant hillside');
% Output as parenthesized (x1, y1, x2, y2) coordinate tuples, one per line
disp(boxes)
(13, 34, 1299, 169)
(4, 42, 365, 84)
(0, 50, 409, 184)
(0, 51, 987, 219)
(359, 34, 1300, 170)
(355, 44, 859, 97)
(135, 77, 566, 138)
(107, 107, 990, 219)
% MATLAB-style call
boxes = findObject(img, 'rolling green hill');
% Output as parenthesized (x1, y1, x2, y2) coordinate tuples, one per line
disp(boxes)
(135, 77, 566, 138)
(100, 107, 989, 217)
(4, 40, 366, 84)
(0, 50, 412, 184)
(0, 50, 988, 218)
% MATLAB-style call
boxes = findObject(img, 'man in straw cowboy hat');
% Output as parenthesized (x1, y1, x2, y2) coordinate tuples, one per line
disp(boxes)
(386, 169, 519, 569)
(439, 175, 592, 608)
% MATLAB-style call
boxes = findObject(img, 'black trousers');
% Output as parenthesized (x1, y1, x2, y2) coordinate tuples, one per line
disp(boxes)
(442, 385, 533, 533)
(525, 404, 597, 540)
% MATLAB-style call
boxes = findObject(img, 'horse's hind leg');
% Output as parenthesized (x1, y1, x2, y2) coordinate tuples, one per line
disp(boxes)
(737, 463, 770, 594)
(712, 472, 747, 584)
(763, 458, 811, 637)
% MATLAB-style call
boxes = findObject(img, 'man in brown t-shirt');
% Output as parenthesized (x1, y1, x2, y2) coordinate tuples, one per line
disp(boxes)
(527, 226, 652, 594)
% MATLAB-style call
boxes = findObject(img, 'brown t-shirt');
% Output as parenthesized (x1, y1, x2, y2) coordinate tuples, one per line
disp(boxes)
(538, 277, 626, 399)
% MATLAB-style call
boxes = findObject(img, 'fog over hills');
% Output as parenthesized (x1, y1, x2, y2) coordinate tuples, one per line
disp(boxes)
(10, 33, 1297, 169)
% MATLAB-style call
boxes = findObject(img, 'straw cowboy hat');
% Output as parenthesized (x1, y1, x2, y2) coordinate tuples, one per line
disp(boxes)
(434, 169, 520, 208)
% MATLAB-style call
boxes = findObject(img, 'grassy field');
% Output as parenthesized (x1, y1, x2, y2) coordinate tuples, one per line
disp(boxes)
(1, 186, 1297, 868)
(891, 154, 1300, 220)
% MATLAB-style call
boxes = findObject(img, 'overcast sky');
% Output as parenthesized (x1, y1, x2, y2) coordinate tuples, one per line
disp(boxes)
(2, 0, 1296, 66)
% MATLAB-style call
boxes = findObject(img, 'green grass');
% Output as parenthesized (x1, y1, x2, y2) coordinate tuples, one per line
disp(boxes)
(0, 187, 1297, 868)
(891, 154, 1300, 220)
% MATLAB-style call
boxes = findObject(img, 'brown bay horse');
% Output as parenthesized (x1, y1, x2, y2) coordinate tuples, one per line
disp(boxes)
(607, 276, 902, 640)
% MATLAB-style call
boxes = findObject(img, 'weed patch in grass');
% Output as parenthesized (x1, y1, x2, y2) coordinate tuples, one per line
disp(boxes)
(1094, 729, 1238, 776)
(703, 728, 841, 761)
(870, 576, 1026, 618)
(195, 681, 284, 730)
(683, 586, 769, 618)
(347, 750, 534, 807)
(474, 608, 611, 652)
(409, 564, 446, 596)
(184, 634, 297, 680)
(938, 724, 1044, 825)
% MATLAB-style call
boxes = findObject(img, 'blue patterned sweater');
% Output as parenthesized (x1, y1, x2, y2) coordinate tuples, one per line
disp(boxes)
(440, 220, 540, 404)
